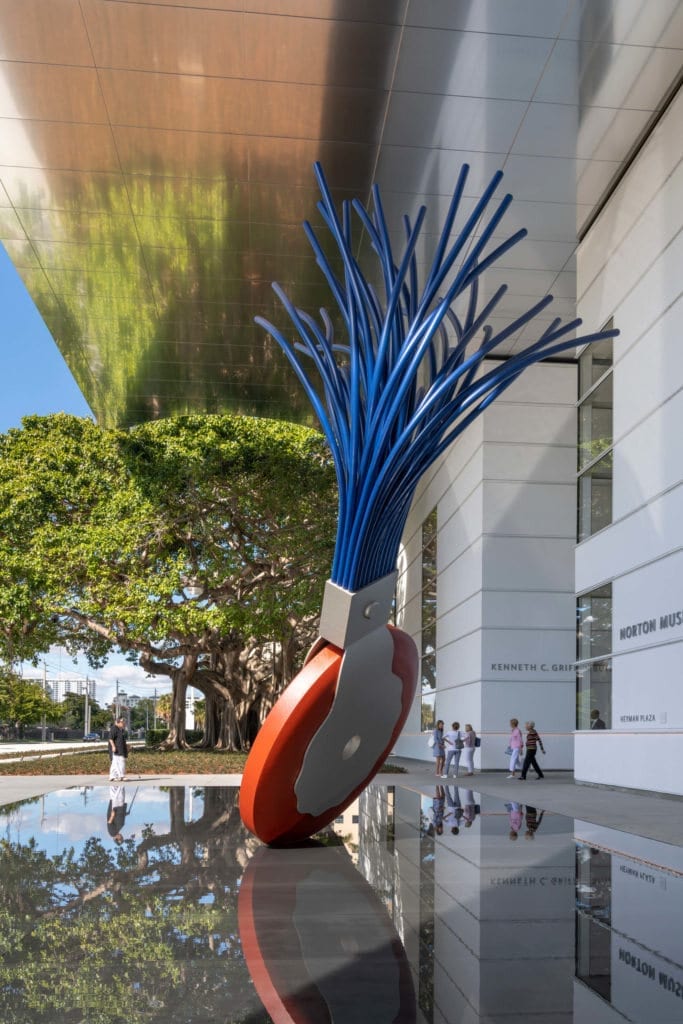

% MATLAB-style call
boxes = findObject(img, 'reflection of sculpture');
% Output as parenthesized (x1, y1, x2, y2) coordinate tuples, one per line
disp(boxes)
(239, 842, 416, 1023)
(240, 163, 619, 846)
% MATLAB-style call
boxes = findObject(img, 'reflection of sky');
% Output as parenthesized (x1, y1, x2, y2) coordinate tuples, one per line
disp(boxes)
(0, 786, 206, 856)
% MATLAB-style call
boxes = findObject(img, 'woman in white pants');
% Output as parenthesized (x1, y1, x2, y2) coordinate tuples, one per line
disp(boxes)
(507, 717, 524, 778)
(461, 723, 476, 776)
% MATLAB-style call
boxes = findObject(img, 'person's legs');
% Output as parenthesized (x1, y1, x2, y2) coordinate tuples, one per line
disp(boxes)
(508, 750, 518, 775)
(110, 754, 125, 781)
(444, 750, 454, 777)
(452, 750, 461, 778)
(531, 752, 544, 779)
(519, 751, 532, 780)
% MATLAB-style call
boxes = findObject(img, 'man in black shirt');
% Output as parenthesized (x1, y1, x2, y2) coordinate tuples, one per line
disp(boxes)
(109, 716, 128, 781)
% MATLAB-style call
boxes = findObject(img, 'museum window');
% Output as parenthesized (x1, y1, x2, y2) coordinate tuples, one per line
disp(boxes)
(577, 327, 613, 542)
(421, 507, 437, 732)
(576, 584, 612, 729)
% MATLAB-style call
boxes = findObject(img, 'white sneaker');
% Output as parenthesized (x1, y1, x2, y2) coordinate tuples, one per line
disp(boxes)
(440, 774, 448, 778)
(506, 774, 515, 778)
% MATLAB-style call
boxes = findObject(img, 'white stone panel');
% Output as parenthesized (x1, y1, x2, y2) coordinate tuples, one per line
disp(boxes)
(576, 484, 683, 593)
(479, 681, 575, 768)
(484, 629, 575, 680)
(484, 402, 576, 446)
(439, 535, 484, 608)
(483, 535, 576, 592)
(483, 442, 576, 484)
(575, 731, 683, 796)
(438, 593, 482, 649)
(437, 457, 484, 529)
(437, 630, 483, 688)
(614, 388, 683, 520)
(613, 295, 683, 438)
(610, 226, 683, 365)
(579, 159, 683, 326)
(577, 85, 683, 302)
(612, 642, 683, 729)
(483, 591, 575, 630)
(613, 549, 683, 652)
(483, 479, 576, 537)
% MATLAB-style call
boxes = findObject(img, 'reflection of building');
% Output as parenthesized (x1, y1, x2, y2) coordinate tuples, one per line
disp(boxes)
(349, 785, 683, 1024)
(333, 796, 361, 863)
(575, 823, 683, 1023)
(354, 786, 576, 1021)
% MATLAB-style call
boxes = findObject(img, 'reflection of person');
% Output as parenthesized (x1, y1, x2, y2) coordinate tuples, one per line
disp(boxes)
(506, 800, 523, 840)
(445, 785, 463, 834)
(520, 721, 545, 780)
(109, 716, 128, 781)
(507, 718, 524, 778)
(106, 785, 128, 844)
(590, 709, 606, 729)
(525, 805, 545, 839)
(443, 721, 464, 778)
(431, 786, 445, 836)
(461, 724, 476, 775)
(432, 720, 445, 776)
(462, 789, 478, 828)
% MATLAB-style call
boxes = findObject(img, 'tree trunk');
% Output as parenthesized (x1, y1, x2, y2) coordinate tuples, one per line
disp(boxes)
(159, 653, 196, 750)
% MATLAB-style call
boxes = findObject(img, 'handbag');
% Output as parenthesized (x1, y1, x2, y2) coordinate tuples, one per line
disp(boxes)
(455, 737, 464, 750)
(474, 736, 481, 747)
(427, 735, 435, 748)
(504, 745, 513, 756)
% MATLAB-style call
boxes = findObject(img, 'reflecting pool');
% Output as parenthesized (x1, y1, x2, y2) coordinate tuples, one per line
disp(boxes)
(0, 783, 682, 1023)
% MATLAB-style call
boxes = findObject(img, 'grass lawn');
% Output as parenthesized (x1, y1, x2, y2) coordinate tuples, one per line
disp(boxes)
(0, 747, 406, 776)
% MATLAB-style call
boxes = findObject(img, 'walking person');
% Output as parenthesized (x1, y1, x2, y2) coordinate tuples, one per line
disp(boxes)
(461, 723, 476, 776)
(432, 719, 445, 777)
(506, 718, 524, 778)
(109, 715, 128, 781)
(519, 721, 545, 780)
(442, 721, 464, 778)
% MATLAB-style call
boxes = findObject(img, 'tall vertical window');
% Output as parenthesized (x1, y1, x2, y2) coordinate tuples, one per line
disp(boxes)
(576, 584, 612, 729)
(577, 327, 614, 542)
(421, 508, 437, 732)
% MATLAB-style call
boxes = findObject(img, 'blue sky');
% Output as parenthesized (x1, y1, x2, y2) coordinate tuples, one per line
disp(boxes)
(0, 243, 93, 433)
(0, 243, 172, 705)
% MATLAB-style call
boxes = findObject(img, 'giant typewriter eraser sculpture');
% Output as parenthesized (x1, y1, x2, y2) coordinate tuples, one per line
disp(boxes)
(240, 163, 618, 845)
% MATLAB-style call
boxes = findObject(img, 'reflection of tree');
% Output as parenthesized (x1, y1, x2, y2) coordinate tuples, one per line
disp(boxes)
(0, 787, 267, 1023)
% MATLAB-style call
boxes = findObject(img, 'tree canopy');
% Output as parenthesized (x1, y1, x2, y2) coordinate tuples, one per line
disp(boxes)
(0, 413, 337, 749)
(0, 668, 53, 733)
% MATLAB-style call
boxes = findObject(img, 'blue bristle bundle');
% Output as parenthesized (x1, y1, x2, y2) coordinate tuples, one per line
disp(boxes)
(255, 163, 618, 591)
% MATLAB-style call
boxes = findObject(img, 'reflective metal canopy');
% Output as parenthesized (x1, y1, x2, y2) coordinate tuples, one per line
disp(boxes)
(1, 0, 681, 427)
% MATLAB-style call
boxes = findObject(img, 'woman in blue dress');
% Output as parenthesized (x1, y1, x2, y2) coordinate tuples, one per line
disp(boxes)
(432, 719, 445, 776)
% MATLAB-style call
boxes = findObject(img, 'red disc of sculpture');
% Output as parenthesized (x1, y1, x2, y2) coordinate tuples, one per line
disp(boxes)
(239, 625, 417, 846)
